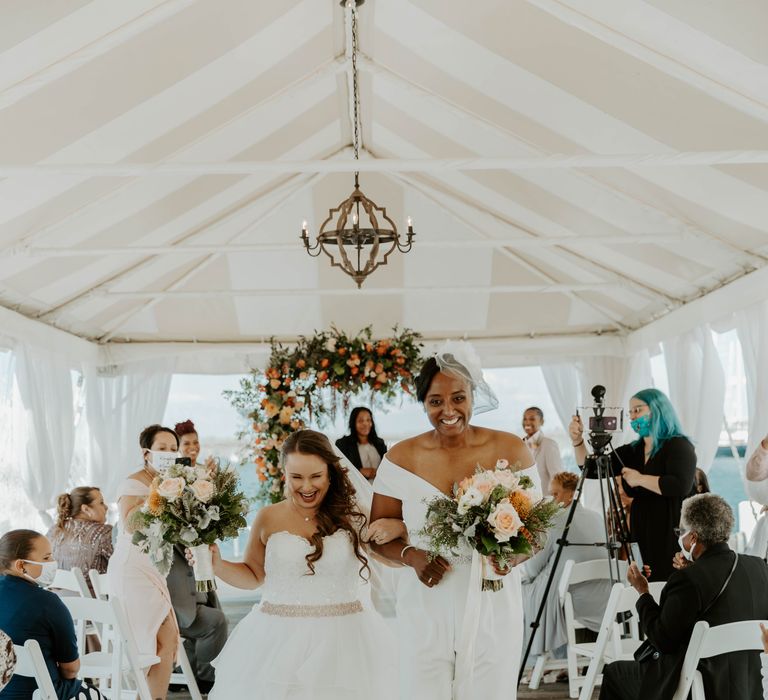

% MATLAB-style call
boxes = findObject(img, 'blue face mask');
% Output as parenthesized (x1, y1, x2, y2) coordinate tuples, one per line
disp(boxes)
(631, 414, 651, 437)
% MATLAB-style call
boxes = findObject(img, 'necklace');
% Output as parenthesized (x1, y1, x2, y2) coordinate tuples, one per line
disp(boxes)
(290, 497, 317, 523)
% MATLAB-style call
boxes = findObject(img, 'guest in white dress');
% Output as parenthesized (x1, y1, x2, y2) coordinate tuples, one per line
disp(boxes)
(520, 472, 610, 659)
(107, 424, 180, 700)
(371, 342, 538, 699)
(522, 407, 562, 495)
(746, 433, 768, 559)
(205, 429, 406, 700)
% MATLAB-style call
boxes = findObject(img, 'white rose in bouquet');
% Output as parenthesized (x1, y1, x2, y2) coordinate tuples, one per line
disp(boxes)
(157, 477, 185, 501)
(191, 479, 215, 503)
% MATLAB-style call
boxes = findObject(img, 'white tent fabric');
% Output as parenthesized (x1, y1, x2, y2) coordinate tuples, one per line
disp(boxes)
(735, 300, 768, 459)
(14, 344, 75, 525)
(663, 326, 726, 472)
(83, 358, 174, 501)
(540, 363, 580, 434)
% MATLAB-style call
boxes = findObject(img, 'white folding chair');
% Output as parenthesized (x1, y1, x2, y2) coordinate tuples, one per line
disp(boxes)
(530, 558, 626, 698)
(61, 595, 148, 700)
(12, 640, 58, 700)
(88, 569, 202, 700)
(577, 581, 663, 700)
(671, 619, 768, 700)
(51, 567, 93, 598)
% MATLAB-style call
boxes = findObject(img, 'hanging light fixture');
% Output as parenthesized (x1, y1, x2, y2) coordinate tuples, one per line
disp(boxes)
(301, 0, 415, 288)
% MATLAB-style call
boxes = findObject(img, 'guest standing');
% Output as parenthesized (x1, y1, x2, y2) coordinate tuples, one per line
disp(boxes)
(0, 530, 103, 699)
(168, 419, 227, 694)
(46, 488, 112, 595)
(107, 425, 179, 700)
(745, 433, 768, 559)
(570, 388, 696, 581)
(522, 407, 562, 494)
(335, 407, 387, 480)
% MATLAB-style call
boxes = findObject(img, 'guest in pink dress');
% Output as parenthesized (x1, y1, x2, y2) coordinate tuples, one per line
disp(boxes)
(107, 425, 180, 700)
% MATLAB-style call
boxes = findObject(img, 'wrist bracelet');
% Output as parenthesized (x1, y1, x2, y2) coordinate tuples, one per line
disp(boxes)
(400, 544, 415, 562)
(572, 439, 584, 447)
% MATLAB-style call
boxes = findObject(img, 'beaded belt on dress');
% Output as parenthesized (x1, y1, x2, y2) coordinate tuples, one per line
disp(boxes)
(260, 600, 363, 618)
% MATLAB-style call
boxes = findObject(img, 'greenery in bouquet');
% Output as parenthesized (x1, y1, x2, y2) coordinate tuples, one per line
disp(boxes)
(419, 459, 562, 590)
(225, 326, 423, 504)
(131, 461, 249, 576)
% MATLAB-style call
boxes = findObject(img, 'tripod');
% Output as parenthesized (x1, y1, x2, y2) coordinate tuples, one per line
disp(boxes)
(516, 431, 633, 684)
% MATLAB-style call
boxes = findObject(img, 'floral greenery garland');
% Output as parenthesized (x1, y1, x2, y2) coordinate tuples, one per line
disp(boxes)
(226, 326, 423, 503)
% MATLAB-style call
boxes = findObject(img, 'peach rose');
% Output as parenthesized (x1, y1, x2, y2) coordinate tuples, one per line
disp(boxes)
(269, 378, 281, 389)
(157, 477, 185, 502)
(487, 500, 523, 542)
(191, 479, 215, 503)
(264, 401, 280, 418)
(279, 406, 294, 425)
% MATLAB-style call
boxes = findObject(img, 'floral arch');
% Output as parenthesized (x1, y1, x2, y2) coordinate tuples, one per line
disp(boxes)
(226, 327, 423, 503)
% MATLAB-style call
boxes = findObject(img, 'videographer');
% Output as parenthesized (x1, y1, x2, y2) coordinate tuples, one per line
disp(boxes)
(570, 388, 696, 581)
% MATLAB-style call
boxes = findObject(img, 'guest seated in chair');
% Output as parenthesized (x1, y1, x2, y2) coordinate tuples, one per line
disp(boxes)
(0, 529, 103, 700)
(335, 407, 387, 481)
(599, 494, 768, 700)
(46, 487, 112, 597)
(520, 472, 610, 662)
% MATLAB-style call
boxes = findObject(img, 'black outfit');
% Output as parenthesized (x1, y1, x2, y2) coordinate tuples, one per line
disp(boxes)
(0, 574, 81, 700)
(610, 437, 696, 581)
(335, 434, 387, 471)
(166, 546, 227, 688)
(599, 544, 768, 700)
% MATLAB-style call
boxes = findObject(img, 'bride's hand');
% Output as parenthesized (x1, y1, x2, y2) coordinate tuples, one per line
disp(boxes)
(366, 518, 407, 545)
(404, 548, 451, 588)
(490, 553, 527, 576)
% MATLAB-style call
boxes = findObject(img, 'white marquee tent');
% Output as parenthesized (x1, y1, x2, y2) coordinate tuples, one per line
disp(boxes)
(1, 0, 768, 523)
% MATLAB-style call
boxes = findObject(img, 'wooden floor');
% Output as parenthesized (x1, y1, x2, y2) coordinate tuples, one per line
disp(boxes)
(168, 593, 598, 699)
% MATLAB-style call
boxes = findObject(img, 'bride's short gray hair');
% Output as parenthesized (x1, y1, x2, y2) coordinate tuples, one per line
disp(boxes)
(681, 493, 733, 546)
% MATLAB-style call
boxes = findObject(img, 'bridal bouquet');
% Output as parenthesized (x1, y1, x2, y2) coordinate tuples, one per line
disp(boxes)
(419, 460, 561, 591)
(132, 461, 249, 591)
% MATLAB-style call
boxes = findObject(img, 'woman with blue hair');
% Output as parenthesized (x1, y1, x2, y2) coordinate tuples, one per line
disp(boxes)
(570, 388, 696, 581)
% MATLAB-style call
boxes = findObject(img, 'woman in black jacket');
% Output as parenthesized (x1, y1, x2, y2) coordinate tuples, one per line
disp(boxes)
(335, 407, 387, 480)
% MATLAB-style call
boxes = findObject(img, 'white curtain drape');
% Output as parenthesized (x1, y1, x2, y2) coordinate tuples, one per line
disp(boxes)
(83, 359, 174, 501)
(663, 325, 725, 473)
(540, 363, 580, 433)
(14, 344, 76, 526)
(735, 300, 768, 459)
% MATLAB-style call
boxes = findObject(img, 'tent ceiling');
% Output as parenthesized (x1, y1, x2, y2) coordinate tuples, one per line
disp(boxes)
(1, 0, 768, 349)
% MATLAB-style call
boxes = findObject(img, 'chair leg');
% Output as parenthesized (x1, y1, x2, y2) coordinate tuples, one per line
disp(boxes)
(529, 653, 548, 689)
(176, 640, 203, 700)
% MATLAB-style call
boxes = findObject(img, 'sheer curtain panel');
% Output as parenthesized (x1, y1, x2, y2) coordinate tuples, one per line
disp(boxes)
(735, 300, 768, 458)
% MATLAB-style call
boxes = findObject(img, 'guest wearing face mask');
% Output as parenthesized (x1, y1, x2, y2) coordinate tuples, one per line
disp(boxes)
(46, 487, 112, 597)
(521, 407, 562, 495)
(107, 424, 180, 700)
(0, 529, 104, 699)
(570, 388, 696, 581)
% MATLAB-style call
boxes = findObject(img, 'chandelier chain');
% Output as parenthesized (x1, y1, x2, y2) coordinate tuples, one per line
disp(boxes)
(351, 6, 360, 171)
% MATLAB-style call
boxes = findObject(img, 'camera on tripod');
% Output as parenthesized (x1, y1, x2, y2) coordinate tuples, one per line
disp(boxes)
(579, 385, 624, 477)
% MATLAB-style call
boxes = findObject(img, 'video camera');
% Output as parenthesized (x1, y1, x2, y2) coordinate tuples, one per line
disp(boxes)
(579, 384, 624, 477)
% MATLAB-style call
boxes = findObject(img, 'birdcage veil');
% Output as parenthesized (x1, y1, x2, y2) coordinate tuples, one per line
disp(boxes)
(433, 340, 499, 415)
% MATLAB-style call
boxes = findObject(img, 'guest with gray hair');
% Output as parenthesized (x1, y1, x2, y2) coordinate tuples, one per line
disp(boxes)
(599, 493, 768, 700)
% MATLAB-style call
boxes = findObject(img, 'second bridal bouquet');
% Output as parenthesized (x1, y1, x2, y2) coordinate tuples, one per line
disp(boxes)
(419, 459, 561, 591)
(132, 460, 249, 591)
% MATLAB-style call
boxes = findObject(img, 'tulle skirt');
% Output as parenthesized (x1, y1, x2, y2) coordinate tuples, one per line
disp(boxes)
(208, 602, 397, 700)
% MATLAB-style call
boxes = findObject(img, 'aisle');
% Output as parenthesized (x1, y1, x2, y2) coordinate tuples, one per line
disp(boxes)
(167, 591, 598, 699)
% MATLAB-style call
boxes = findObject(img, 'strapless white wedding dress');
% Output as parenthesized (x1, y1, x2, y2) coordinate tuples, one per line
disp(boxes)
(208, 529, 397, 700)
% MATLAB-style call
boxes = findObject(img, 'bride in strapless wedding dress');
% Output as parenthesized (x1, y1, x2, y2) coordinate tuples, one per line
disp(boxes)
(206, 429, 405, 700)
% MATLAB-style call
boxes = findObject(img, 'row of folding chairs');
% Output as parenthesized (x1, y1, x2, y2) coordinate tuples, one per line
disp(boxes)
(11, 567, 202, 700)
(527, 557, 767, 700)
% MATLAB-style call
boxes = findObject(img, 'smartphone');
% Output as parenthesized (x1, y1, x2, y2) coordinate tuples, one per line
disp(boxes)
(176, 457, 192, 467)
(630, 542, 644, 570)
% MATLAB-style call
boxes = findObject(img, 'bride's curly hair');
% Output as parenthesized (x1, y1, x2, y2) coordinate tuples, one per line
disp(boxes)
(282, 429, 369, 580)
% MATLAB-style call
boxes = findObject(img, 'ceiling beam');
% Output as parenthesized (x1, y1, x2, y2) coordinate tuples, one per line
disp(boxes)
(96, 282, 626, 299)
(4, 151, 768, 177)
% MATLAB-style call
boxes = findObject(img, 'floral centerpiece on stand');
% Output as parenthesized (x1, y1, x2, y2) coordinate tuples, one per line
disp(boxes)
(419, 459, 562, 591)
(226, 325, 423, 504)
(132, 461, 249, 591)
